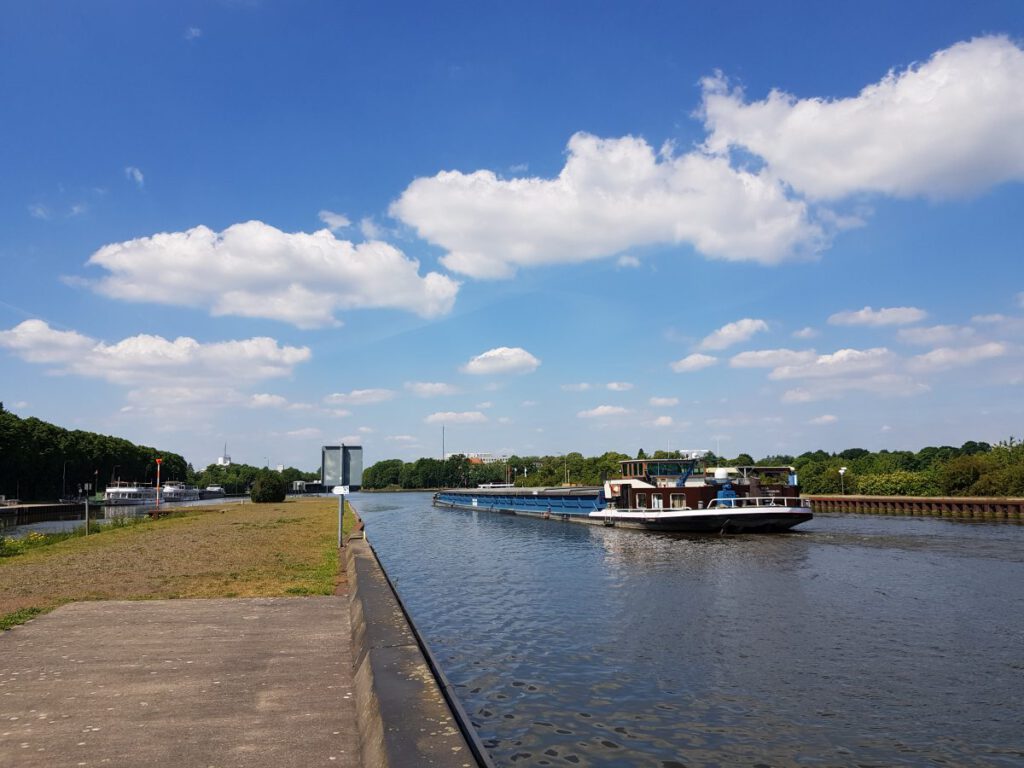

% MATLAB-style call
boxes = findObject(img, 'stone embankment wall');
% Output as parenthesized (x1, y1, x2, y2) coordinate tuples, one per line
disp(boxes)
(806, 495, 1024, 520)
(344, 514, 493, 768)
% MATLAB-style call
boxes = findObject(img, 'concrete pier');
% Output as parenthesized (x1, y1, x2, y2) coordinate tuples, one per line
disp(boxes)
(0, 524, 483, 767)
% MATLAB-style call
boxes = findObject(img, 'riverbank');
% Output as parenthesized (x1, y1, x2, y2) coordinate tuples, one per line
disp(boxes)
(0, 497, 348, 627)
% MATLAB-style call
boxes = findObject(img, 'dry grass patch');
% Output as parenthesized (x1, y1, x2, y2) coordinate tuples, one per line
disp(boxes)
(1, 498, 352, 626)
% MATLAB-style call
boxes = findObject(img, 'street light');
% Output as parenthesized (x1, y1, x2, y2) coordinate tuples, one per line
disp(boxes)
(839, 466, 847, 495)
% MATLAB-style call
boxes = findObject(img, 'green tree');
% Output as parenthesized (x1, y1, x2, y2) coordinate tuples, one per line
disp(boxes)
(250, 470, 286, 503)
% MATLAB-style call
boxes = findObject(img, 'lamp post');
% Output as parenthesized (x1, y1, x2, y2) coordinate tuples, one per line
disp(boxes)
(155, 458, 162, 509)
(839, 466, 847, 495)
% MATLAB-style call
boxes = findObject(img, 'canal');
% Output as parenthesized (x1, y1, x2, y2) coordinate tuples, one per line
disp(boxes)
(355, 491, 1024, 767)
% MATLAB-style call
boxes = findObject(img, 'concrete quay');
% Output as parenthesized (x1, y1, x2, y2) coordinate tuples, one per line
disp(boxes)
(0, 534, 482, 767)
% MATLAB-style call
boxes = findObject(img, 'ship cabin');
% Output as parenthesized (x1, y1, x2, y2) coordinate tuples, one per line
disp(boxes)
(604, 457, 801, 512)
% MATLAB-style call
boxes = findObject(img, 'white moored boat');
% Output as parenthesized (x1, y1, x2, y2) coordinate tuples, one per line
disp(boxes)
(103, 481, 158, 506)
(160, 481, 201, 502)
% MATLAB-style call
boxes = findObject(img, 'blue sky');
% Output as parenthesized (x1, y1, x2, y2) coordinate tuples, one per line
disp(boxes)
(2, 1, 1023, 470)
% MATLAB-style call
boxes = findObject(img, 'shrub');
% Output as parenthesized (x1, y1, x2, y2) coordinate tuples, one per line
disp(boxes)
(250, 470, 286, 503)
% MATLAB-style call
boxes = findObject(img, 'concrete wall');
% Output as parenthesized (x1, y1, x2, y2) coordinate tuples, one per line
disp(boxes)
(345, 530, 492, 768)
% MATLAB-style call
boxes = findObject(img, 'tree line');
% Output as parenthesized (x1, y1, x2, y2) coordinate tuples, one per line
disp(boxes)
(361, 439, 1024, 497)
(0, 404, 319, 502)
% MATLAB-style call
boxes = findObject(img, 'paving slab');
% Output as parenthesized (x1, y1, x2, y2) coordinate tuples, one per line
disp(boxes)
(0, 597, 360, 768)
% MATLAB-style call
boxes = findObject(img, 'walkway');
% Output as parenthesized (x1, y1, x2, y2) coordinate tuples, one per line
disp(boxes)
(0, 597, 360, 767)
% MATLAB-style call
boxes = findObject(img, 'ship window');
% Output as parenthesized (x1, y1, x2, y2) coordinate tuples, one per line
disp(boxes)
(670, 494, 686, 509)
(635, 493, 647, 509)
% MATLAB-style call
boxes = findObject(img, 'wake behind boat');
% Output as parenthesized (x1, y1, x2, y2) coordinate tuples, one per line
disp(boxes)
(433, 452, 812, 533)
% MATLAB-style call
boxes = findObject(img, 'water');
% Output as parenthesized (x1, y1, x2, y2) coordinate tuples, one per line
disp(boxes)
(1, 496, 247, 537)
(354, 492, 1024, 767)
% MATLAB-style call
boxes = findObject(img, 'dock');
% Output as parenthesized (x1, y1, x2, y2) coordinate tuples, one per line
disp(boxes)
(807, 494, 1024, 520)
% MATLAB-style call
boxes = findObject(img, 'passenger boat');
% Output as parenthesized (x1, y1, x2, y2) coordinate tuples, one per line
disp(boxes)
(201, 485, 226, 499)
(160, 481, 201, 502)
(433, 452, 812, 533)
(103, 481, 158, 506)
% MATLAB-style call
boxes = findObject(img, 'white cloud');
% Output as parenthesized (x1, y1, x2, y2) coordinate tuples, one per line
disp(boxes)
(360, 217, 383, 239)
(391, 132, 823, 279)
(781, 374, 929, 403)
(908, 342, 1007, 372)
(0, 320, 309, 384)
(606, 381, 633, 391)
(671, 353, 717, 373)
(184, 27, 202, 40)
(561, 382, 591, 392)
(358, 426, 374, 433)
(577, 405, 631, 419)
(793, 326, 819, 339)
(652, 415, 674, 427)
(249, 393, 289, 408)
(809, 414, 838, 425)
(730, 348, 816, 368)
(387, 435, 418, 443)
(286, 427, 321, 439)
(475, 401, 493, 409)
(318, 210, 350, 231)
(325, 408, 351, 418)
(702, 36, 1024, 200)
(829, 306, 927, 326)
(405, 381, 459, 397)
(425, 411, 487, 424)
(616, 255, 641, 269)
(125, 166, 144, 188)
(699, 318, 768, 350)
(69, 202, 88, 217)
(897, 324, 975, 346)
(649, 396, 679, 407)
(1017, 292, 1024, 308)
(324, 388, 396, 405)
(769, 347, 894, 380)
(84, 220, 459, 329)
(461, 346, 540, 375)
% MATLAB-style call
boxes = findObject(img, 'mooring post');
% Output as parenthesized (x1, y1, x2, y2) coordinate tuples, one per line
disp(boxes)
(338, 492, 345, 549)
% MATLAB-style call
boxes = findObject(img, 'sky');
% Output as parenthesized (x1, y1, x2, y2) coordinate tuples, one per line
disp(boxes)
(2, 1, 1023, 471)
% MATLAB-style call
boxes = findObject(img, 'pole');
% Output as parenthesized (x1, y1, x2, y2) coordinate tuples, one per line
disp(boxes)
(84, 496, 89, 535)
(155, 458, 162, 509)
(337, 493, 345, 548)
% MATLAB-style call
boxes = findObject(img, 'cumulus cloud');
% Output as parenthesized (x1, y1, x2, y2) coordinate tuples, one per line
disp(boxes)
(793, 326, 819, 339)
(671, 353, 717, 373)
(83, 220, 459, 328)
(405, 381, 459, 397)
(577, 405, 631, 419)
(702, 36, 1024, 200)
(699, 318, 768, 350)
(562, 382, 592, 392)
(425, 411, 487, 424)
(730, 348, 816, 368)
(324, 388, 396, 405)
(908, 342, 1007, 372)
(897, 325, 975, 346)
(769, 347, 894, 380)
(461, 346, 540, 375)
(652, 415, 674, 427)
(249, 393, 289, 408)
(829, 306, 927, 326)
(0, 320, 310, 386)
(606, 381, 633, 391)
(391, 132, 823, 279)
(318, 210, 350, 231)
(649, 396, 679, 406)
(782, 375, 929, 403)
(184, 27, 202, 41)
(124, 166, 144, 188)
(809, 414, 838, 425)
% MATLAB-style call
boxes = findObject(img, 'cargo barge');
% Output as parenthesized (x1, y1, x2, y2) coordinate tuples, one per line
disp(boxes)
(433, 452, 812, 533)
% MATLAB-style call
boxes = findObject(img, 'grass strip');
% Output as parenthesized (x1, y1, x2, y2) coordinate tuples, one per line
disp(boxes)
(0, 498, 354, 630)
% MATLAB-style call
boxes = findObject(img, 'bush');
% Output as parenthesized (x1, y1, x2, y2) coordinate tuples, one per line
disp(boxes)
(250, 471, 286, 503)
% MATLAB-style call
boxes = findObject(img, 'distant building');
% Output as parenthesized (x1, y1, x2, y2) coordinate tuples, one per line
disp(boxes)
(216, 443, 232, 467)
(446, 452, 509, 465)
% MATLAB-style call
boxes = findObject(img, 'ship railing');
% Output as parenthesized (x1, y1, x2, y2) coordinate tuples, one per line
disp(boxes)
(706, 495, 808, 510)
